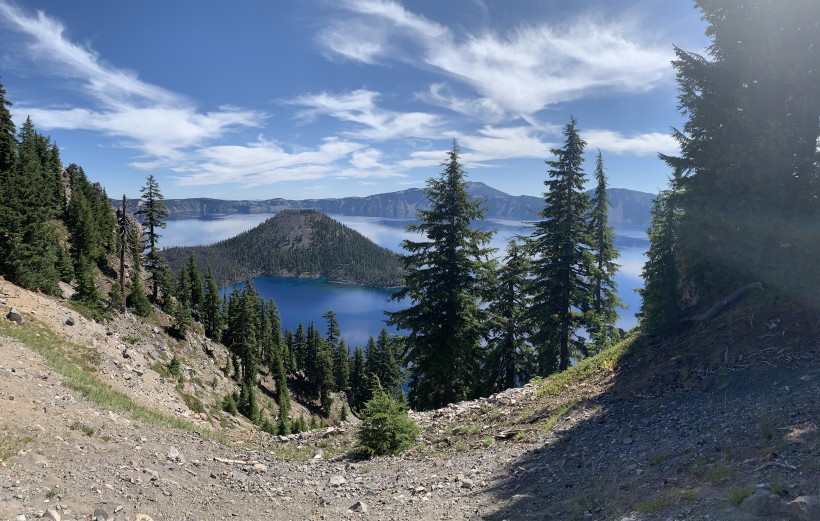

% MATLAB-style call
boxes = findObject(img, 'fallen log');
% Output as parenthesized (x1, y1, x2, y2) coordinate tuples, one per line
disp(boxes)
(683, 282, 763, 323)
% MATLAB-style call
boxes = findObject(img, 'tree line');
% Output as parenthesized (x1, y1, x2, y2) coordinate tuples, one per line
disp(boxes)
(389, 132, 622, 410)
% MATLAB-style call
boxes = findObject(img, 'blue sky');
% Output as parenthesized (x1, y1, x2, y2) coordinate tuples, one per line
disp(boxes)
(0, 0, 707, 200)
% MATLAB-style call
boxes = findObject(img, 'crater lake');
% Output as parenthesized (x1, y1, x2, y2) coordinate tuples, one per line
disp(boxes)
(162, 213, 648, 348)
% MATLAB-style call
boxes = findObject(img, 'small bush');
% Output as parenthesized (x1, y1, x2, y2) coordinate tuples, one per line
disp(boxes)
(222, 393, 238, 415)
(356, 385, 419, 457)
(727, 486, 754, 506)
(168, 355, 182, 380)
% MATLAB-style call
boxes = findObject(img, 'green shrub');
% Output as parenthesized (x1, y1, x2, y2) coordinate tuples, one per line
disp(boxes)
(356, 384, 419, 456)
(168, 355, 182, 380)
(222, 393, 238, 415)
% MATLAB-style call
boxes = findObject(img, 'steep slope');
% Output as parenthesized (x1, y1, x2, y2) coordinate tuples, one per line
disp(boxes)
(121, 183, 655, 225)
(163, 209, 403, 287)
(2, 277, 816, 521)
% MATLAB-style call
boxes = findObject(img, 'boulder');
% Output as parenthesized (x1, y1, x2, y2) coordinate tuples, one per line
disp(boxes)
(64, 315, 75, 326)
(6, 308, 24, 324)
(328, 474, 347, 487)
(349, 501, 368, 513)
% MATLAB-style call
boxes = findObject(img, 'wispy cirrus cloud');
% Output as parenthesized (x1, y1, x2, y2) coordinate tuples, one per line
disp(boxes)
(292, 89, 443, 141)
(0, 0, 264, 162)
(320, 0, 672, 118)
(583, 129, 678, 156)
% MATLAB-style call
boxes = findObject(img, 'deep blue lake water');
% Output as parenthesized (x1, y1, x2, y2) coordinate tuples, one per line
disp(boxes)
(163, 214, 648, 348)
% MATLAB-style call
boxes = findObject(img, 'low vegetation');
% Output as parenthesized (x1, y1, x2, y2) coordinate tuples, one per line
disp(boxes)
(0, 317, 218, 439)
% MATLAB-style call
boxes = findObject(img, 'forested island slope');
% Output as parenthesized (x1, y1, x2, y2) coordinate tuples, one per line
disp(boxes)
(163, 209, 403, 287)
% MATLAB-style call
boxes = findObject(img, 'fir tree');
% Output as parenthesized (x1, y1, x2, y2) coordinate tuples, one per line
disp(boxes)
(187, 255, 204, 311)
(386, 140, 495, 410)
(485, 240, 533, 393)
(110, 279, 125, 313)
(348, 346, 368, 412)
(526, 117, 593, 374)
(203, 268, 223, 340)
(274, 346, 291, 432)
(127, 272, 151, 317)
(334, 339, 350, 393)
(136, 175, 169, 302)
(639, 184, 684, 333)
(662, 0, 820, 307)
(586, 151, 621, 354)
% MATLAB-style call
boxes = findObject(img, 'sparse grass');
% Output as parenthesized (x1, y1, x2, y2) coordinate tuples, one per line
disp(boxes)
(0, 317, 222, 442)
(151, 361, 171, 379)
(122, 334, 140, 344)
(635, 489, 697, 514)
(636, 497, 670, 513)
(69, 420, 95, 436)
(768, 483, 787, 496)
(45, 488, 58, 500)
(727, 486, 754, 506)
(705, 465, 735, 484)
(481, 436, 495, 448)
(178, 389, 205, 414)
(453, 440, 468, 452)
(537, 334, 637, 397)
(268, 443, 317, 462)
(360, 464, 371, 474)
(538, 400, 578, 433)
(0, 427, 35, 462)
(759, 421, 774, 440)
(649, 452, 668, 466)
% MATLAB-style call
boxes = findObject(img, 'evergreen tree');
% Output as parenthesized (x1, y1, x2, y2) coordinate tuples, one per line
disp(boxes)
(485, 240, 533, 393)
(203, 268, 223, 340)
(586, 151, 621, 354)
(127, 272, 151, 317)
(172, 300, 193, 339)
(0, 82, 15, 176)
(348, 346, 368, 411)
(117, 195, 130, 295)
(110, 279, 125, 313)
(334, 339, 350, 393)
(639, 184, 684, 333)
(386, 140, 495, 410)
(274, 346, 291, 433)
(316, 346, 335, 416)
(526, 117, 593, 374)
(356, 379, 419, 457)
(294, 323, 306, 373)
(662, 0, 820, 307)
(187, 255, 204, 311)
(136, 175, 169, 302)
(72, 255, 100, 308)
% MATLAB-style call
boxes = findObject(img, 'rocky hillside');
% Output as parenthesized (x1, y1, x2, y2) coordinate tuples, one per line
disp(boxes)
(1, 277, 818, 521)
(163, 210, 403, 287)
(121, 183, 655, 226)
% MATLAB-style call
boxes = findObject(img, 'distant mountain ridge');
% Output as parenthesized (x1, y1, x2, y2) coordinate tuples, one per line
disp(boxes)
(163, 210, 403, 287)
(118, 182, 655, 226)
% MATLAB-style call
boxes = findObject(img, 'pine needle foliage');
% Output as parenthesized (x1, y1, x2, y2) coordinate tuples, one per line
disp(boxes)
(387, 140, 495, 410)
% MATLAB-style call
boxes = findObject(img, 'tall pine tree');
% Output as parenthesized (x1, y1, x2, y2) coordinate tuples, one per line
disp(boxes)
(386, 140, 494, 410)
(136, 175, 169, 302)
(586, 150, 621, 354)
(485, 240, 533, 393)
(526, 117, 593, 374)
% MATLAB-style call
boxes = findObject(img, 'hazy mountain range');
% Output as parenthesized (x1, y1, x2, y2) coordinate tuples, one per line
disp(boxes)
(119, 182, 655, 227)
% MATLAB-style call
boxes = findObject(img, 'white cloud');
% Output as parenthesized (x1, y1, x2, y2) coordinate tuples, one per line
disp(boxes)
(292, 89, 443, 140)
(321, 1, 672, 118)
(583, 129, 678, 156)
(174, 137, 365, 187)
(0, 1, 264, 161)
